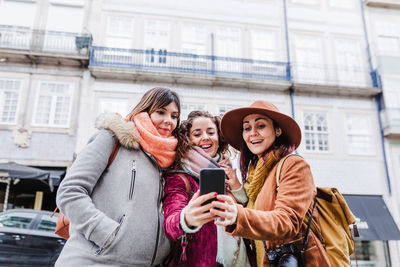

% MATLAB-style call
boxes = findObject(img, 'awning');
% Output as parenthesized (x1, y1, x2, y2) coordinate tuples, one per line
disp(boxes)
(0, 162, 53, 211)
(35, 168, 66, 187)
(343, 195, 400, 241)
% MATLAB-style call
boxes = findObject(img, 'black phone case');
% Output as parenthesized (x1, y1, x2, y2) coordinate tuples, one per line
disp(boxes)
(200, 168, 226, 205)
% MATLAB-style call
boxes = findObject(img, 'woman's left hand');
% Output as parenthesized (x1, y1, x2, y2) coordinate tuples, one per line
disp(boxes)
(219, 156, 241, 190)
(210, 194, 238, 226)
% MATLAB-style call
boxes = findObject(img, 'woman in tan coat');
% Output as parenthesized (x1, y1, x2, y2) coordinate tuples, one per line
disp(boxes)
(209, 100, 331, 267)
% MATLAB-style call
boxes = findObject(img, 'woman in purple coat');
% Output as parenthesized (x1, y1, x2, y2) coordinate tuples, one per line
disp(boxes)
(163, 111, 249, 267)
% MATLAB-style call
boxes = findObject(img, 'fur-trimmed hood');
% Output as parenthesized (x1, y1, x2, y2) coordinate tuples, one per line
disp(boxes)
(95, 113, 140, 150)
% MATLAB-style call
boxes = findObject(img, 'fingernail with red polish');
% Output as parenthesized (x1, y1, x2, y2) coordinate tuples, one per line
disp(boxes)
(214, 193, 218, 196)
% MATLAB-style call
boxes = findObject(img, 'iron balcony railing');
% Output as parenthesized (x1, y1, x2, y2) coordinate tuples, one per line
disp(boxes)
(90, 46, 290, 81)
(0, 25, 92, 56)
(380, 108, 400, 131)
(291, 63, 375, 88)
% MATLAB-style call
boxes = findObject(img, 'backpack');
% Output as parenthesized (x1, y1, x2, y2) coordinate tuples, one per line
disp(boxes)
(51, 142, 120, 239)
(275, 154, 358, 267)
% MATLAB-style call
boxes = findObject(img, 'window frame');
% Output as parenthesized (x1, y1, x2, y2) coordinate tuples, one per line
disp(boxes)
(0, 78, 22, 125)
(302, 111, 331, 153)
(345, 113, 375, 156)
(180, 103, 206, 121)
(31, 81, 74, 128)
(105, 14, 134, 49)
(97, 97, 130, 117)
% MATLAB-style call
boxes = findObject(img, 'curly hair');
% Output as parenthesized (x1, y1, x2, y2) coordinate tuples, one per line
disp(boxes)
(173, 110, 228, 168)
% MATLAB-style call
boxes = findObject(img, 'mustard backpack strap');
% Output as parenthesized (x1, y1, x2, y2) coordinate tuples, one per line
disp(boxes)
(275, 154, 301, 192)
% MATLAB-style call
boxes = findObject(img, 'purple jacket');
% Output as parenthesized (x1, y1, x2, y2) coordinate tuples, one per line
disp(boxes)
(163, 173, 222, 267)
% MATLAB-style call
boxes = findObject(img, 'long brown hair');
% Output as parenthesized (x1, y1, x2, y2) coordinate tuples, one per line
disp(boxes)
(174, 110, 228, 168)
(126, 87, 181, 136)
(239, 119, 294, 182)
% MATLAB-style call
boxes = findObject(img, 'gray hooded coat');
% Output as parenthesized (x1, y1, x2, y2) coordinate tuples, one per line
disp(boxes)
(55, 113, 171, 266)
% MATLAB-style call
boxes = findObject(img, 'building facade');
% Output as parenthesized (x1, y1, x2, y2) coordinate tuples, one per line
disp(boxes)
(0, 0, 399, 265)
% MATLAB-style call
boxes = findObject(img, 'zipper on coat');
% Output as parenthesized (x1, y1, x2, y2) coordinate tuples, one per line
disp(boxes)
(150, 170, 163, 266)
(129, 160, 136, 200)
(95, 214, 126, 255)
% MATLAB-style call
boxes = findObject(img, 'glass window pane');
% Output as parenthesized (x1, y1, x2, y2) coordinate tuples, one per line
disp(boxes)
(34, 82, 72, 126)
(0, 79, 21, 124)
(144, 19, 169, 50)
(303, 112, 329, 152)
(346, 114, 373, 154)
(0, 212, 37, 229)
(37, 214, 58, 232)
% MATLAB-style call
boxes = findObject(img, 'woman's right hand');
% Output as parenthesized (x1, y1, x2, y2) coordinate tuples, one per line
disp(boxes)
(184, 191, 219, 227)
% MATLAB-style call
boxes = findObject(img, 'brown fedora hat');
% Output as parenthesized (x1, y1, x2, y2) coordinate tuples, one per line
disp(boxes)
(220, 100, 301, 151)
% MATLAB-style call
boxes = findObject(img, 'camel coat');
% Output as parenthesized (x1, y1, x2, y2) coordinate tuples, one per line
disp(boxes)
(226, 155, 331, 267)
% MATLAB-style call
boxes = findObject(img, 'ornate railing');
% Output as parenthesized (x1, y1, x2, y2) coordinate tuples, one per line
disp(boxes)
(0, 25, 92, 56)
(291, 63, 375, 88)
(90, 46, 290, 81)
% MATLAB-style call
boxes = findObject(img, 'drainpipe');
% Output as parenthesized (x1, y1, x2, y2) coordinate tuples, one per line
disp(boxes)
(283, 0, 291, 82)
(284, 0, 298, 155)
(359, 0, 391, 194)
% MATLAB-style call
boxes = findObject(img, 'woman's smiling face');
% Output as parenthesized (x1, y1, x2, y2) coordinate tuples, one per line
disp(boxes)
(242, 113, 281, 157)
(149, 101, 179, 138)
(190, 117, 219, 157)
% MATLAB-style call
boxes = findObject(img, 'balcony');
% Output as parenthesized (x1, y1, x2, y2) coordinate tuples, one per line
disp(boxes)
(89, 46, 290, 91)
(380, 108, 400, 138)
(291, 63, 381, 97)
(365, 0, 400, 9)
(0, 25, 92, 66)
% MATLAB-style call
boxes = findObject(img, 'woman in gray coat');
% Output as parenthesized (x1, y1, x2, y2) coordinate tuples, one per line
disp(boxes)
(56, 87, 180, 266)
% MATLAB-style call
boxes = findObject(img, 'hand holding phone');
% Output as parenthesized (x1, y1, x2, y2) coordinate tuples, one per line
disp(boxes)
(200, 168, 226, 205)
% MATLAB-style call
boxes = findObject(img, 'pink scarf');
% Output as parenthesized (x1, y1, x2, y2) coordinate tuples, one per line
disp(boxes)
(133, 112, 177, 168)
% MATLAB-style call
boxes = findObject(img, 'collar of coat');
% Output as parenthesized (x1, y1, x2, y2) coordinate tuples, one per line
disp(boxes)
(95, 113, 140, 150)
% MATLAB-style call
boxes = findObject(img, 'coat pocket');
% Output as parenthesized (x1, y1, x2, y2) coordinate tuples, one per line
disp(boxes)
(95, 214, 126, 256)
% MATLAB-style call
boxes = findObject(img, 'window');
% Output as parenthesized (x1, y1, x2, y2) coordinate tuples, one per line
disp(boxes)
(303, 112, 329, 152)
(0, 211, 36, 229)
(180, 23, 208, 70)
(346, 114, 373, 155)
(350, 241, 389, 266)
(218, 105, 238, 117)
(334, 39, 367, 87)
(376, 21, 399, 53)
(0, 0, 37, 27)
(0, 79, 21, 124)
(37, 214, 58, 232)
(105, 15, 134, 49)
(383, 78, 400, 108)
(46, 2, 84, 33)
(216, 26, 242, 72)
(144, 19, 169, 65)
(329, 0, 354, 9)
(251, 30, 276, 61)
(182, 23, 206, 55)
(144, 19, 169, 51)
(181, 103, 205, 121)
(98, 98, 129, 116)
(294, 35, 325, 84)
(32, 82, 73, 127)
(216, 26, 241, 58)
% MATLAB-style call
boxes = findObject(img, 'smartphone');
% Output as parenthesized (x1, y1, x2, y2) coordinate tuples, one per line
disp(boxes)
(199, 168, 226, 205)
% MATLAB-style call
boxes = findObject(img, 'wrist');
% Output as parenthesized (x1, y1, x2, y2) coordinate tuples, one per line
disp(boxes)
(230, 183, 241, 190)
(180, 206, 202, 234)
